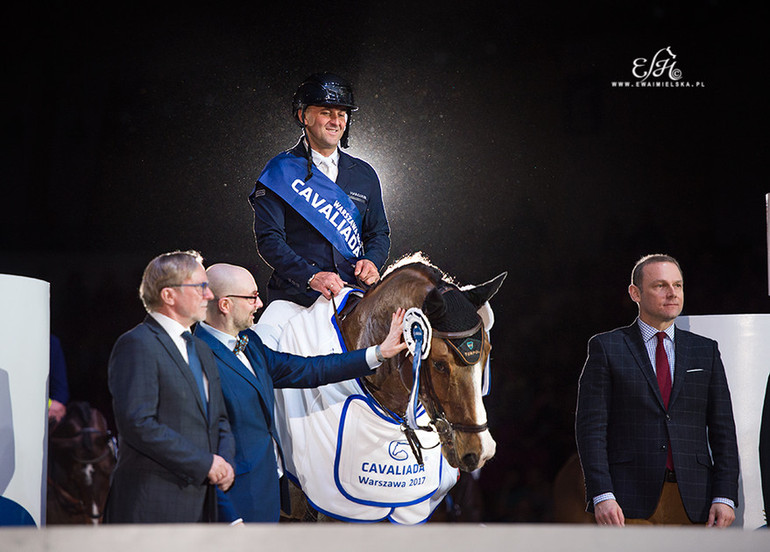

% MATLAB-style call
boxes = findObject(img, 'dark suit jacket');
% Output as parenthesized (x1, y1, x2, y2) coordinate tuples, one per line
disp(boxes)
(249, 139, 390, 307)
(575, 320, 739, 522)
(104, 315, 235, 523)
(194, 325, 372, 522)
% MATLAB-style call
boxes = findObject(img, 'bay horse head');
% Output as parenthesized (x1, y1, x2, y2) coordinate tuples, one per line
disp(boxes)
(47, 402, 116, 525)
(341, 253, 506, 473)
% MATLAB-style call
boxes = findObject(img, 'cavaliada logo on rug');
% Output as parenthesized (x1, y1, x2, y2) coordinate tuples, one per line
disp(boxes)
(611, 46, 705, 88)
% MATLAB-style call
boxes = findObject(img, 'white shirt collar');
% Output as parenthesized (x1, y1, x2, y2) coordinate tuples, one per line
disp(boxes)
(149, 312, 191, 361)
(637, 317, 676, 343)
(199, 321, 238, 350)
(309, 146, 339, 166)
(149, 312, 190, 339)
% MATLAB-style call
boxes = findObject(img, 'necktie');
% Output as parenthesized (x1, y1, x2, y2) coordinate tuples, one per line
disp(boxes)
(317, 157, 336, 181)
(182, 331, 208, 415)
(655, 331, 674, 470)
(655, 332, 672, 407)
(233, 334, 249, 355)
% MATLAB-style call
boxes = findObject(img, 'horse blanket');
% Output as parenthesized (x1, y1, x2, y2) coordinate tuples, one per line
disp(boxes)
(273, 289, 460, 524)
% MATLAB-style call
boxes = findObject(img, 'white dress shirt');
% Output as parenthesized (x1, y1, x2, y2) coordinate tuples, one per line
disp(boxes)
(149, 311, 208, 399)
(310, 147, 340, 182)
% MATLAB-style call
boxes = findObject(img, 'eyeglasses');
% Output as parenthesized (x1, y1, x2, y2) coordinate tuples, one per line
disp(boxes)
(168, 282, 210, 293)
(225, 294, 260, 304)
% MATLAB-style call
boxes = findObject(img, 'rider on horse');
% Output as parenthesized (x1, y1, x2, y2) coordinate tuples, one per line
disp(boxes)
(249, 71, 390, 350)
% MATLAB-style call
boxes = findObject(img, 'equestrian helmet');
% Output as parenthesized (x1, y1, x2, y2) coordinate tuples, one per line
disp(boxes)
(292, 72, 357, 147)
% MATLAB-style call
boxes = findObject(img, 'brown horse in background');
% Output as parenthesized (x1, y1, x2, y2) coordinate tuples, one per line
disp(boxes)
(47, 401, 116, 525)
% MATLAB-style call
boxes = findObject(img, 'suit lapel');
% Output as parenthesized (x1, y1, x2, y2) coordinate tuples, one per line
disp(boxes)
(195, 325, 258, 384)
(335, 150, 352, 193)
(241, 334, 278, 425)
(623, 322, 667, 409)
(144, 316, 208, 419)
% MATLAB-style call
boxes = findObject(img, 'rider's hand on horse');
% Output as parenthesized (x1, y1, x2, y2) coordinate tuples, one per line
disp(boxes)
(309, 271, 347, 299)
(378, 308, 408, 359)
(208, 454, 235, 491)
(354, 259, 380, 286)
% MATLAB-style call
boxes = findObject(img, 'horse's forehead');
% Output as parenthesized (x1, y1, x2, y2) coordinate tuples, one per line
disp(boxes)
(430, 337, 490, 371)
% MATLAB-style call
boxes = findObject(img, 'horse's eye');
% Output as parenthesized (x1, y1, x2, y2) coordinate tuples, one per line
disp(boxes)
(432, 360, 449, 374)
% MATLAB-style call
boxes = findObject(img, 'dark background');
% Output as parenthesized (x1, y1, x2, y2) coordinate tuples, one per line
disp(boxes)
(3, 1, 768, 522)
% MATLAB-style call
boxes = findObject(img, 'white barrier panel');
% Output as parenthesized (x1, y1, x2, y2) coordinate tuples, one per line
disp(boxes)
(678, 314, 770, 530)
(0, 524, 767, 552)
(0, 274, 49, 527)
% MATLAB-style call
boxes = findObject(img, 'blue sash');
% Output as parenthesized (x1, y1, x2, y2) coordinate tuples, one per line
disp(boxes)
(258, 153, 364, 261)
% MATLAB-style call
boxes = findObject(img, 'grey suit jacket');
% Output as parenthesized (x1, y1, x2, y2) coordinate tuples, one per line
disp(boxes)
(575, 320, 739, 522)
(104, 315, 235, 523)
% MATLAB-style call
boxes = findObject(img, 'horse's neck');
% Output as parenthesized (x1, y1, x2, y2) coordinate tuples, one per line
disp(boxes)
(341, 270, 435, 416)
(363, 358, 411, 415)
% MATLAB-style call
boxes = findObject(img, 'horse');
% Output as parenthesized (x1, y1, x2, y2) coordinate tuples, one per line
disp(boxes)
(552, 452, 594, 524)
(278, 253, 506, 523)
(46, 401, 116, 525)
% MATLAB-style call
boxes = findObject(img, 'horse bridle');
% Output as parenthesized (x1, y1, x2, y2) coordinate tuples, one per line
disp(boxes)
(363, 320, 490, 465)
(423, 322, 490, 434)
(49, 415, 117, 521)
(50, 427, 116, 464)
(333, 290, 489, 464)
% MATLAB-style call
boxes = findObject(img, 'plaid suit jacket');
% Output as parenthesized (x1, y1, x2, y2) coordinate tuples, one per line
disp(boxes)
(575, 320, 739, 522)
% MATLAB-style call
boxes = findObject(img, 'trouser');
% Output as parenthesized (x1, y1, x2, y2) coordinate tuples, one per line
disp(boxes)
(625, 476, 693, 525)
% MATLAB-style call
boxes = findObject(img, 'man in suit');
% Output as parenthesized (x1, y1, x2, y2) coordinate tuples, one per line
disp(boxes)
(575, 254, 739, 527)
(194, 263, 406, 523)
(249, 72, 390, 349)
(104, 251, 235, 523)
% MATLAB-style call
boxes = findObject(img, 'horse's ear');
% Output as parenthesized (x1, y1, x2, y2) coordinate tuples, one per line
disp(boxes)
(461, 272, 507, 308)
(422, 286, 446, 321)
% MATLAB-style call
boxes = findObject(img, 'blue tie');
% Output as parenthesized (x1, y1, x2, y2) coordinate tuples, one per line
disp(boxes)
(182, 331, 208, 416)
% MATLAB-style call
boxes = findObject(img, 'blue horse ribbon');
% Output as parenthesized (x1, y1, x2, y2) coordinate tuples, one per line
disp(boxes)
(406, 325, 423, 430)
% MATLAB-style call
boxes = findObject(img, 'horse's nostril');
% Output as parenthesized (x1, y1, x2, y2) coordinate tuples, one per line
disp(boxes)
(461, 453, 479, 470)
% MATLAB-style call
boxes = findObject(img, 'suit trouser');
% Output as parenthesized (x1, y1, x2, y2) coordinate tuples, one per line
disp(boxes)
(625, 481, 693, 525)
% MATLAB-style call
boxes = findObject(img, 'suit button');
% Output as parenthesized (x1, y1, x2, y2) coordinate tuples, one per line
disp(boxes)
(661, 445, 667, 451)
(666, 415, 671, 421)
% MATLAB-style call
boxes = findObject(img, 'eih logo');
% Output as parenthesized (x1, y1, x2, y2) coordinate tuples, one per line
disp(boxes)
(632, 46, 683, 82)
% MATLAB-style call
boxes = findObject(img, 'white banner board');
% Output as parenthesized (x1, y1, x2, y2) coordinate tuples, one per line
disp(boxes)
(0, 274, 49, 527)
(678, 313, 770, 529)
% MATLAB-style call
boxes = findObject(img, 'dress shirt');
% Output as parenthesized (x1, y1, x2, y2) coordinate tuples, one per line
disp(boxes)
(199, 321, 255, 375)
(149, 312, 208, 398)
(310, 146, 340, 182)
(638, 318, 675, 382)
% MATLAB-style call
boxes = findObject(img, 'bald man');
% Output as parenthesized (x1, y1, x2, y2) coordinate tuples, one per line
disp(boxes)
(194, 263, 406, 523)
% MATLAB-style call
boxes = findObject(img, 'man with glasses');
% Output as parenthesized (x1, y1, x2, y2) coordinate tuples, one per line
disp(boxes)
(104, 251, 236, 523)
(194, 263, 406, 523)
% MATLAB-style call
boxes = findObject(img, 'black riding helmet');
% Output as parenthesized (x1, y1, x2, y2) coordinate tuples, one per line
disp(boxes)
(292, 72, 358, 150)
